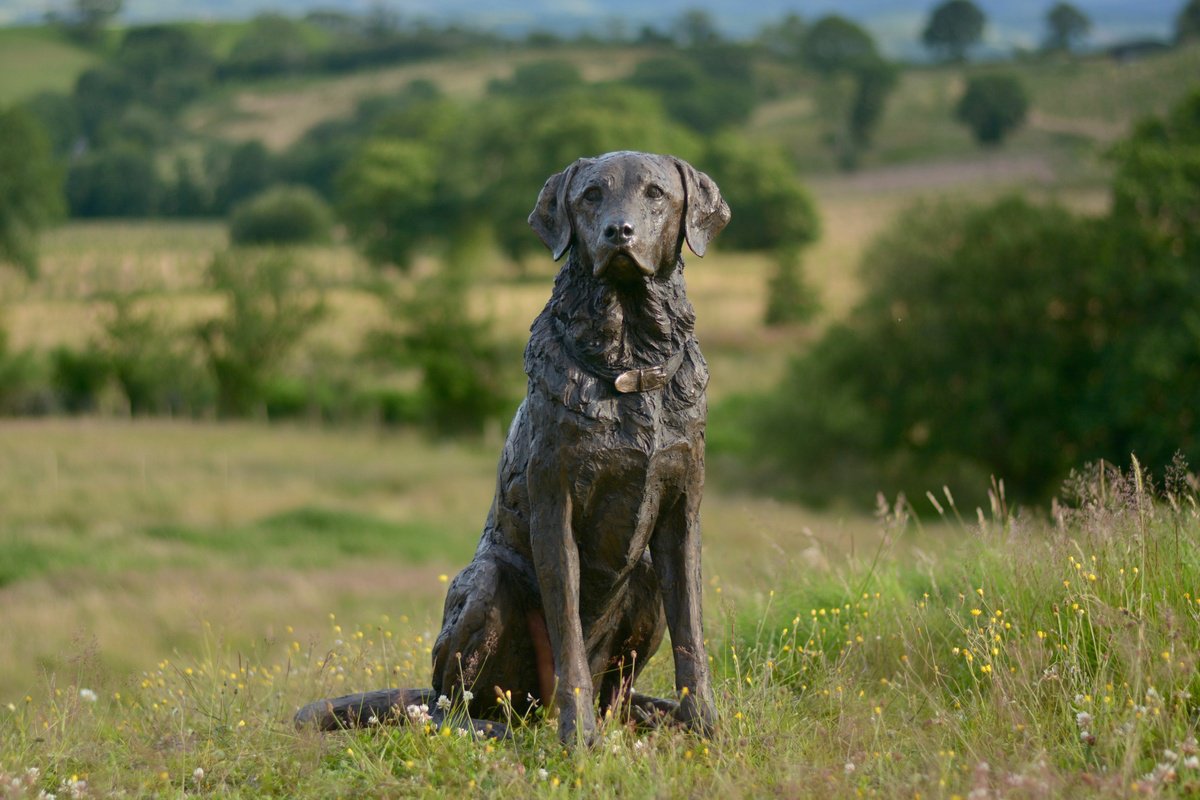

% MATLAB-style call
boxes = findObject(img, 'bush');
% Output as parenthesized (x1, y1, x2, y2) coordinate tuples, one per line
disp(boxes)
(955, 74, 1029, 145)
(747, 88, 1200, 504)
(196, 250, 326, 418)
(748, 196, 1097, 504)
(228, 185, 334, 246)
(365, 264, 516, 436)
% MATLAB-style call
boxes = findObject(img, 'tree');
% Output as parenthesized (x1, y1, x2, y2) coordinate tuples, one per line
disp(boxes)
(337, 138, 441, 269)
(1044, 2, 1091, 53)
(66, 144, 161, 217)
(675, 9, 721, 48)
(922, 0, 986, 63)
(757, 13, 807, 61)
(955, 74, 1029, 145)
(0, 107, 65, 276)
(196, 250, 325, 418)
(59, 0, 122, 44)
(228, 185, 334, 246)
(1178, 0, 1200, 43)
(801, 15, 879, 76)
(215, 141, 276, 213)
(800, 16, 896, 169)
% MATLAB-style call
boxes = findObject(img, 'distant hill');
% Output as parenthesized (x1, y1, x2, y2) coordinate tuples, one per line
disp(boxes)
(1, 1, 1178, 58)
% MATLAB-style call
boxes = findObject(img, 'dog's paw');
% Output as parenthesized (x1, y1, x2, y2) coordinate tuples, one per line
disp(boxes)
(673, 691, 717, 738)
(557, 707, 600, 749)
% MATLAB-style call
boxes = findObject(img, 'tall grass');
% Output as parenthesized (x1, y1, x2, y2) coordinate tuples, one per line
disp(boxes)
(1, 458, 1197, 797)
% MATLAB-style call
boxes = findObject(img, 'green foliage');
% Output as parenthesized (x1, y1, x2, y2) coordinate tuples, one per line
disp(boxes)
(222, 13, 314, 78)
(0, 106, 64, 276)
(50, 345, 109, 413)
(487, 59, 583, 98)
(1177, 0, 1200, 43)
(625, 49, 757, 135)
(229, 185, 334, 246)
(922, 0, 987, 63)
(367, 265, 515, 436)
(115, 24, 215, 113)
(338, 138, 441, 269)
(196, 249, 326, 418)
(796, 16, 896, 169)
(104, 300, 209, 415)
(764, 248, 820, 326)
(955, 74, 1030, 145)
(0, 325, 44, 415)
(700, 134, 818, 252)
(57, 0, 122, 45)
(20, 91, 82, 157)
(215, 140, 276, 213)
(1044, 2, 1092, 53)
(801, 15, 880, 76)
(66, 143, 162, 216)
(749, 90, 1200, 503)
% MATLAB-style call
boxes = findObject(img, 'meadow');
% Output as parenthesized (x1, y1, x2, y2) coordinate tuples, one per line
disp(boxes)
(3, 24, 1200, 798)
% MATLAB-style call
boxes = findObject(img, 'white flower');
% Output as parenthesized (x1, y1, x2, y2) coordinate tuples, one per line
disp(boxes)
(193, 767, 205, 783)
(844, 762, 856, 774)
(1185, 756, 1200, 770)
(1164, 749, 1179, 762)
(367, 715, 379, 726)
(78, 689, 97, 703)
(406, 704, 432, 724)
(436, 695, 452, 711)
(461, 690, 474, 702)
(537, 768, 549, 781)
(1075, 711, 1093, 729)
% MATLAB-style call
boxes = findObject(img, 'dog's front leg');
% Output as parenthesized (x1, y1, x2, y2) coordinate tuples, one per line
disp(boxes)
(650, 488, 717, 736)
(529, 464, 597, 747)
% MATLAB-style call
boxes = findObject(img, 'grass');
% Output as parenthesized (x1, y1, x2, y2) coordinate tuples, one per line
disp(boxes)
(0, 26, 97, 104)
(1, 455, 1197, 797)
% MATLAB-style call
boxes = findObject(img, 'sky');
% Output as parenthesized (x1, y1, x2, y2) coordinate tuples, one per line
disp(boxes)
(0, 0, 1179, 56)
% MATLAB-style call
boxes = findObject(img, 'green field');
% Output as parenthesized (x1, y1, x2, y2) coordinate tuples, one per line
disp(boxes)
(2, 19, 1200, 797)
(0, 26, 97, 104)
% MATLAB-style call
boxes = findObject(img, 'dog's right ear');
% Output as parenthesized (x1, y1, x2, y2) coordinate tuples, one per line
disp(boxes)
(528, 162, 579, 261)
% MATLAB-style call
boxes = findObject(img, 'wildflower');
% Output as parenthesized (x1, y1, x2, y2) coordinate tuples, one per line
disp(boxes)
(437, 695, 452, 711)
(844, 762, 856, 774)
(538, 768, 549, 781)
(406, 704, 432, 724)
(1080, 730, 1096, 746)
(1185, 756, 1200, 770)
(78, 689, 97, 703)
(462, 689, 474, 702)
(1075, 711, 1093, 729)
(193, 767, 205, 783)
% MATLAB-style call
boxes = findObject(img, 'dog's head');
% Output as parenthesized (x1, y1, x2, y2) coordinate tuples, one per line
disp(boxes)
(528, 151, 730, 283)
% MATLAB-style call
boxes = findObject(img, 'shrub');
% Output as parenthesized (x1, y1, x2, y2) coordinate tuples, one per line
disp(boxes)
(196, 250, 326, 418)
(228, 185, 334, 246)
(955, 74, 1030, 145)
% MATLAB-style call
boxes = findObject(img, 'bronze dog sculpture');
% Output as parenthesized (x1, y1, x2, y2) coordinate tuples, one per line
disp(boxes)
(296, 151, 730, 746)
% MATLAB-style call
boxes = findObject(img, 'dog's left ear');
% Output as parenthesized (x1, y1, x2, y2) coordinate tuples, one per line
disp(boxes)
(672, 158, 731, 257)
(528, 161, 580, 261)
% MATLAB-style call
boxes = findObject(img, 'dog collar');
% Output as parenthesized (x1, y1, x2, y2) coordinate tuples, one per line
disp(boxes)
(556, 323, 686, 393)
(613, 350, 686, 393)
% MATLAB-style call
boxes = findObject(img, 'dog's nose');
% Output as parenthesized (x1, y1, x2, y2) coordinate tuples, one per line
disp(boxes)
(603, 221, 635, 244)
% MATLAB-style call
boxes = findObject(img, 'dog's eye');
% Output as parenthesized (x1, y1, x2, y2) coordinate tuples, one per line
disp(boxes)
(646, 185, 664, 199)
(583, 186, 602, 203)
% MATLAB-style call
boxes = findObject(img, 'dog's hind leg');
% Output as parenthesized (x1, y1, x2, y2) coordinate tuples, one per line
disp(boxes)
(432, 553, 544, 722)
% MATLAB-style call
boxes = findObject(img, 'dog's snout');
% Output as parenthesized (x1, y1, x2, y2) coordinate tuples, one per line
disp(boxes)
(603, 221, 635, 244)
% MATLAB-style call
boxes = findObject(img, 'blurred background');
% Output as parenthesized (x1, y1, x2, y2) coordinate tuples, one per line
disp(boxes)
(0, 0, 1197, 699)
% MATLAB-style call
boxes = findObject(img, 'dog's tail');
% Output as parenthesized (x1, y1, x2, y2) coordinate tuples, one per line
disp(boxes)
(294, 687, 509, 739)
